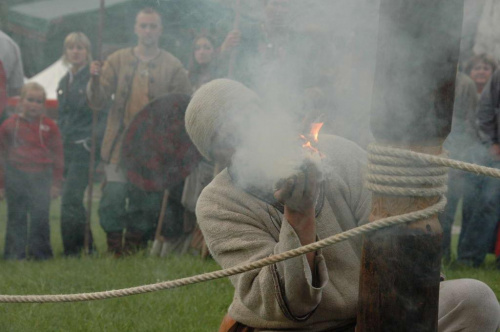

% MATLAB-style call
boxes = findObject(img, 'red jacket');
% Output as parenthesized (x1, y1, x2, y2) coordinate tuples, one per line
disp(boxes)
(0, 114, 63, 188)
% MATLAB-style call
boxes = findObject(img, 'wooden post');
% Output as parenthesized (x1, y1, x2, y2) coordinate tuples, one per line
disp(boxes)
(356, 1, 464, 331)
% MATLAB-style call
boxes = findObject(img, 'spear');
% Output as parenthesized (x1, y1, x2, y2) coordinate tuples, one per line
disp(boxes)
(227, 0, 241, 79)
(84, 0, 105, 254)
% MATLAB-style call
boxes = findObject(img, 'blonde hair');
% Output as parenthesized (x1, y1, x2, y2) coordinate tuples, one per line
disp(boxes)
(20, 82, 46, 102)
(62, 32, 92, 65)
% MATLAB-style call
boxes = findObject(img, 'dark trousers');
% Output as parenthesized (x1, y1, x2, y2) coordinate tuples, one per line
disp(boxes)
(4, 166, 53, 260)
(161, 181, 186, 239)
(60, 142, 94, 256)
(98, 182, 163, 238)
(439, 169, 466, 260)
(457, 157, 500, 266)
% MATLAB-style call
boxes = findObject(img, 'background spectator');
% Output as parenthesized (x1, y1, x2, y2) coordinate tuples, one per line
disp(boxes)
(0, 82, 63, 260)
(0, 29, 24, 122)
(457, 68, 500, 267)
(188, 34, 219, 93)
(464, 53, 498, 95)
(0, 29, 24, 97)
(57, 32, 97, 257)
(87, 7, 191, 257)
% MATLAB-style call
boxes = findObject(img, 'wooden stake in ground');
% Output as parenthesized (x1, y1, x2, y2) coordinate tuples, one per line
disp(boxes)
(356, 1, 464, 331)
(84, 0, 105, 254)
(150, 190, 170, 256)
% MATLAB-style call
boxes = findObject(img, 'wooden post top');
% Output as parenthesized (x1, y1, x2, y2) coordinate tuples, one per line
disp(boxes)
(370, 0, 464, 145)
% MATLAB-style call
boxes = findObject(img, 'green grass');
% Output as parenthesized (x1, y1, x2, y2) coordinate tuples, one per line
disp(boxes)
(0, 197, 498, 331)
(0, 198, 233, 331)
(442, 238, 500, 298)
(440, 199, 500, 298)
(0, 256, 233, 331)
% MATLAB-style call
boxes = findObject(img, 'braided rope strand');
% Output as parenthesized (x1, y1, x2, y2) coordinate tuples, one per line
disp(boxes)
(368, 164, 447, 176)
(366, 173, 448, 186)
(368, 144, 500, 179)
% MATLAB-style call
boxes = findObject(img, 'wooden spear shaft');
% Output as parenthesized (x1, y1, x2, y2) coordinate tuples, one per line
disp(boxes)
(227, 0, 241, 79)
(356, 0, 464, 330)
(84, 0, 105, 254)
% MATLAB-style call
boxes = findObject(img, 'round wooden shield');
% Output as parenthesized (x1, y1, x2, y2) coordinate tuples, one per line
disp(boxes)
(121, 93, 201, 191)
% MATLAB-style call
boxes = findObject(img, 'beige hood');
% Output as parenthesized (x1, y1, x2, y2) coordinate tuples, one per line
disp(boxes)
(185, 79, 261, 161)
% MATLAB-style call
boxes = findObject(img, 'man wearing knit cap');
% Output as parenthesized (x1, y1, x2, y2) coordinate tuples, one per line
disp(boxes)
(185, 79, 500, 331)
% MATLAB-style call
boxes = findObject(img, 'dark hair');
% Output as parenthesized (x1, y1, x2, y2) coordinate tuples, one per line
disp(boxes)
(136, 7, 162, 24)
(465, 54, 498, 75)
(188, 34, 217, 91)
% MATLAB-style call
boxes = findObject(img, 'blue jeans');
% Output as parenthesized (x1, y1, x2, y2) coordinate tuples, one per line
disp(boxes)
(439, 169, 465, 260)
(457, 149, 500, 266)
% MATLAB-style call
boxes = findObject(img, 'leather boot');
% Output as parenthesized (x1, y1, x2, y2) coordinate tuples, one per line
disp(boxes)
(123, 229, 146, 255)
(106, 232, 123, 258)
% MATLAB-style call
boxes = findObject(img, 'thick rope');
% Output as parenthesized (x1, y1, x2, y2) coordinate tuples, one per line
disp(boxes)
(1, 144, 500, 303)
(366, 143, 449, 198)
(0, 197, 445, 303)
(368, 144, 500, 178)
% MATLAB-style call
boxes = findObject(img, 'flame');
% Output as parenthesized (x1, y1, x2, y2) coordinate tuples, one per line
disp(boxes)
(302, 141, 321, 154)
(311, 123, 324, 142)
(301, 122, 324, 157)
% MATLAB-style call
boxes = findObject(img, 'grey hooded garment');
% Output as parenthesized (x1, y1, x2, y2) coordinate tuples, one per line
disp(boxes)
(185, 79, 371, 331)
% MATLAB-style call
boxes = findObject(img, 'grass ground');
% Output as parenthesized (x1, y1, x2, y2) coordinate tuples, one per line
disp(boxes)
(0, 197, 498, 331)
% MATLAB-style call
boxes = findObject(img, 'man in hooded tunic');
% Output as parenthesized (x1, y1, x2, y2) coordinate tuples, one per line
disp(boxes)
(185, 79, 500, 332)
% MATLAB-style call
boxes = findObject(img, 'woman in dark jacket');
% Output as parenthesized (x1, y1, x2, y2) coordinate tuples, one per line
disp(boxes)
(57, 32, 95, 256)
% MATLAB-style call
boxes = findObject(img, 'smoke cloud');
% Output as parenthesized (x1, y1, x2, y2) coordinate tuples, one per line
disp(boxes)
(217, 0, 382, 189)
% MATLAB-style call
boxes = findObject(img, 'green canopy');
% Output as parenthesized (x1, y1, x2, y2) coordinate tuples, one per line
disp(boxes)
(6, 0, 237, 76)
(8, 0, 132, 39)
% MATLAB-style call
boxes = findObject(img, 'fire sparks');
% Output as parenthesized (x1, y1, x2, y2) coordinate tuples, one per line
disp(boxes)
(301, 122, 324, 157)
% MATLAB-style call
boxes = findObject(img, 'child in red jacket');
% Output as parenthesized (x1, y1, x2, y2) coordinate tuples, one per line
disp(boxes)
(0, 82, 63, 260)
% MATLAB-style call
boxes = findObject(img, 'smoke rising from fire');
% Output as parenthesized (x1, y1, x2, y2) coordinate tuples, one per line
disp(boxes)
(217, 0, 382, 190)
(217, 0, 464, 191)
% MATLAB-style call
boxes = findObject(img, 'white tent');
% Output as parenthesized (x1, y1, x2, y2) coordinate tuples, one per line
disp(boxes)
(27, 58, 70, 101)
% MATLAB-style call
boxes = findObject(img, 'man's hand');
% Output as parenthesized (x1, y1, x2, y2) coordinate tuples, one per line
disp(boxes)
(90, 61, 102, 76)
(220, 30, 241, 55)
(274, 162, 320, 218)
(50, 185, 61, 199)
(489, 144, 500, 160)
(274, 162, 320, 272)
(89, 61, 102, 101)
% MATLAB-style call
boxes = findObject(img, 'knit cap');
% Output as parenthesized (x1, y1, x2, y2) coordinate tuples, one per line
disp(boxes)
(185, 79, 262, 161)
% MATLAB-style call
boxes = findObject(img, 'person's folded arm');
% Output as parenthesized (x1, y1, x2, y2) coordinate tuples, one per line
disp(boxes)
(197, 189, 328, 322)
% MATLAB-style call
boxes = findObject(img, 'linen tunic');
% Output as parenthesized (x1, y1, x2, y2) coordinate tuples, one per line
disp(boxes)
(196, 135, 371, 331)
(88, 48, 192, 163)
